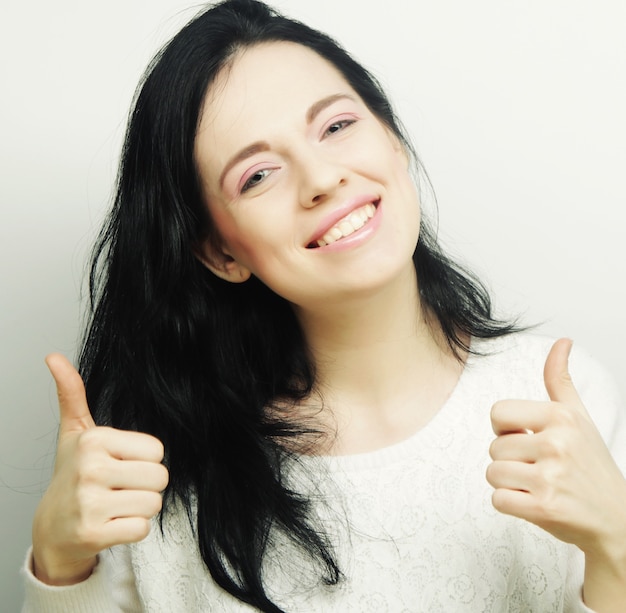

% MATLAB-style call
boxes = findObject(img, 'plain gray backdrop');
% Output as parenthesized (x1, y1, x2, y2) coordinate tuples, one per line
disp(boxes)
(1, 1, 624, 610)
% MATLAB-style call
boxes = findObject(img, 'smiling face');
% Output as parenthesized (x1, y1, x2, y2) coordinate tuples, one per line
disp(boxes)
(194, 42, 421, 310)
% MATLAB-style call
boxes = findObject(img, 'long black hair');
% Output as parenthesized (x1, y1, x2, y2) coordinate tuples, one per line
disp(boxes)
(79, 1, 519, 610)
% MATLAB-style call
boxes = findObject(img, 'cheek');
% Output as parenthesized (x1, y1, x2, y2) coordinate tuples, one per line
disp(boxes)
(206, 204, 249, 255)
(361, 130, 410, 180)
(390, 157, 422, 236)
(208, 204, 279, 272)
(388, 148, 418, 205)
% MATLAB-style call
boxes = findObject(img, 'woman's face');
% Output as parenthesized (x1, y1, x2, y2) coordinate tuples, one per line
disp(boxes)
(194, 42, 421, 310)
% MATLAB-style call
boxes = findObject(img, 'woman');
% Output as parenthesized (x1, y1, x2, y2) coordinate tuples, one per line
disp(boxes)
(23, 0, 626, 611)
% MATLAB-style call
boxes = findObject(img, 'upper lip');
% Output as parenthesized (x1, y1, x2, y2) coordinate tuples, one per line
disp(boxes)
(307, 195, 380, 247)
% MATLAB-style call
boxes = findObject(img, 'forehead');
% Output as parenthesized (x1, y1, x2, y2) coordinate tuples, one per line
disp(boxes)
(204, 41, 354, 124)
(196, 42, 359, 175)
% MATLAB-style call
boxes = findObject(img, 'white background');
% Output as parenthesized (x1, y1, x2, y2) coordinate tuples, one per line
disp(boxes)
(1, 1, 624, 609)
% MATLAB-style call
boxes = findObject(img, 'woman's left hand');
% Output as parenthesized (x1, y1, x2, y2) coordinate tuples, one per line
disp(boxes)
(486, 338, 626, 611)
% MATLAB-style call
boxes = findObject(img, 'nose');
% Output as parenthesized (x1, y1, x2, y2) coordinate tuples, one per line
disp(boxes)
(297, 147, 346, 208)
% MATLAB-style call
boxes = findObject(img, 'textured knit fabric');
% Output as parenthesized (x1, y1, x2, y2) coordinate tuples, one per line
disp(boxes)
(22, 334, 625, 612)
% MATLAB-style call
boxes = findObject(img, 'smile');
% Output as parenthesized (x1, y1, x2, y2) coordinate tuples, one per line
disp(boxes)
(309, 202, 377, 248)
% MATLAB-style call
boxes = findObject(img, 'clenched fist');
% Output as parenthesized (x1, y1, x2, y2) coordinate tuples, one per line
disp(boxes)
(487, 338, 626, 612)
(32, 354, 169, 585)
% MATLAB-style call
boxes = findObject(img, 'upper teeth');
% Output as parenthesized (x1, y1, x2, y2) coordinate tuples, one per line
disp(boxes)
(316, 203, 376, 247)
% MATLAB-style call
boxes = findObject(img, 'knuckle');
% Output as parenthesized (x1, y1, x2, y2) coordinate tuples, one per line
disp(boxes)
(151, 493, 164, 515)
(533, 463, 565, 506)
(485, 462, 497, 485)
(537, 433, 573, 461)
(75, 487, 100, 517)
(141, 434, 164, 460)
(143, 491, 163, 516)
(75, 519, 102, 551)
(537, 436, 563, 459)
(551, 404, 579, 429)
(488, 438, 499, 460)
(76, 428, 104, 454)
(153, 439, 165, 461)
(134, 518, 152, 541)
(491, 489, 509, 513)
(490, 401, 503, 419)
(535, 487, 561, 521)
(158, 465, 170, 490)
(559, 372, 573, 387)
(75, 458, 107, 487)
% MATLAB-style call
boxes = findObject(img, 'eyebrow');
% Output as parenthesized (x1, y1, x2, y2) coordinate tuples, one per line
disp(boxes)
(219, 142, 270, 189)
(218, 93, 357, 189)
(305, 93, 356, 124)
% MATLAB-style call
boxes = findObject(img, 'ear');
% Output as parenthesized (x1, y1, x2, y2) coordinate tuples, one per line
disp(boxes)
(195, 239, 251, 283)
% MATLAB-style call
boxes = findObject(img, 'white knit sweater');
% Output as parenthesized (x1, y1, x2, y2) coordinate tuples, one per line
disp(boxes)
(22, 334, 626, 612)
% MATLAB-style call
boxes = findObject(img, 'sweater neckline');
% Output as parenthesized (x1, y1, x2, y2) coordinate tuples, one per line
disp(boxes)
(299, 337, 488, 472)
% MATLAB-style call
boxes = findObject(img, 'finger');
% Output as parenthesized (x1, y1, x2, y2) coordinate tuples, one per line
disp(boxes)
(486, 460, 535, 491)
(491, 400, 551, 435)
(106, 489, 164, 519)
(489, 432, 539, 462)
(491, 488, 537, 520)
(90, 490, 163, 530)
(543, 338, 586, 414)
(97, 428, 165, 463)
(99, 517, 153, 548)
(45, 353, 96, 433)
(106, 460, 169, 492)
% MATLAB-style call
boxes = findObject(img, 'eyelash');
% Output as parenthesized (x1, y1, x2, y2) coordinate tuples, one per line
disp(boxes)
(238, 117, 358, 194)
(241, 168, 273, 193)
(323, 117, 357, 137)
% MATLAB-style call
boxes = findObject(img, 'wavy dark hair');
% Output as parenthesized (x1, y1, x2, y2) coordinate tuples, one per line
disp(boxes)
(79, 1, 519, 610)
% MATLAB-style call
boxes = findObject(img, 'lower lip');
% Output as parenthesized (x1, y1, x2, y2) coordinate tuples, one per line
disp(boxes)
(313, 202, 382, 253)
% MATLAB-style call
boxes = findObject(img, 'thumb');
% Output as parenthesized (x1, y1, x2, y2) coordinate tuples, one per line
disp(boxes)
(543, 338, 586, 413)
(45, 353, 96, 433)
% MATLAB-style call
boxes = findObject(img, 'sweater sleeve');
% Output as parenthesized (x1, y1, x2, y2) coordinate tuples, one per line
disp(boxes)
(21, 545, 141, 613)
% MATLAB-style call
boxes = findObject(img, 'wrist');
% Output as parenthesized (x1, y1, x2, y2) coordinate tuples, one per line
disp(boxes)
(32, 548, 97, 586)
(584, 546, 626, 613)
(584, 521, 626, 571)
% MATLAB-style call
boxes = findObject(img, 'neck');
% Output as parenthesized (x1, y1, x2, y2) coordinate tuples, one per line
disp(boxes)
(293, 265, 465, 454)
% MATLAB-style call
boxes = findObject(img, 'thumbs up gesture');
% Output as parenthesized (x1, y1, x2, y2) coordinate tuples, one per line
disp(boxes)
(31, 354, 169, 585)
(487, 338, 626, 608)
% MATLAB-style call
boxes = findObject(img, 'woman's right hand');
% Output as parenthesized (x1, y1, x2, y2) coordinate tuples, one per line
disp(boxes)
(31, 354, 169, 586)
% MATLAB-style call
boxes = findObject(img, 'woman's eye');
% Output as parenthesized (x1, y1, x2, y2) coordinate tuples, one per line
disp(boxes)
(324, 118, 356, 137)
(241, 168, 272, 193)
